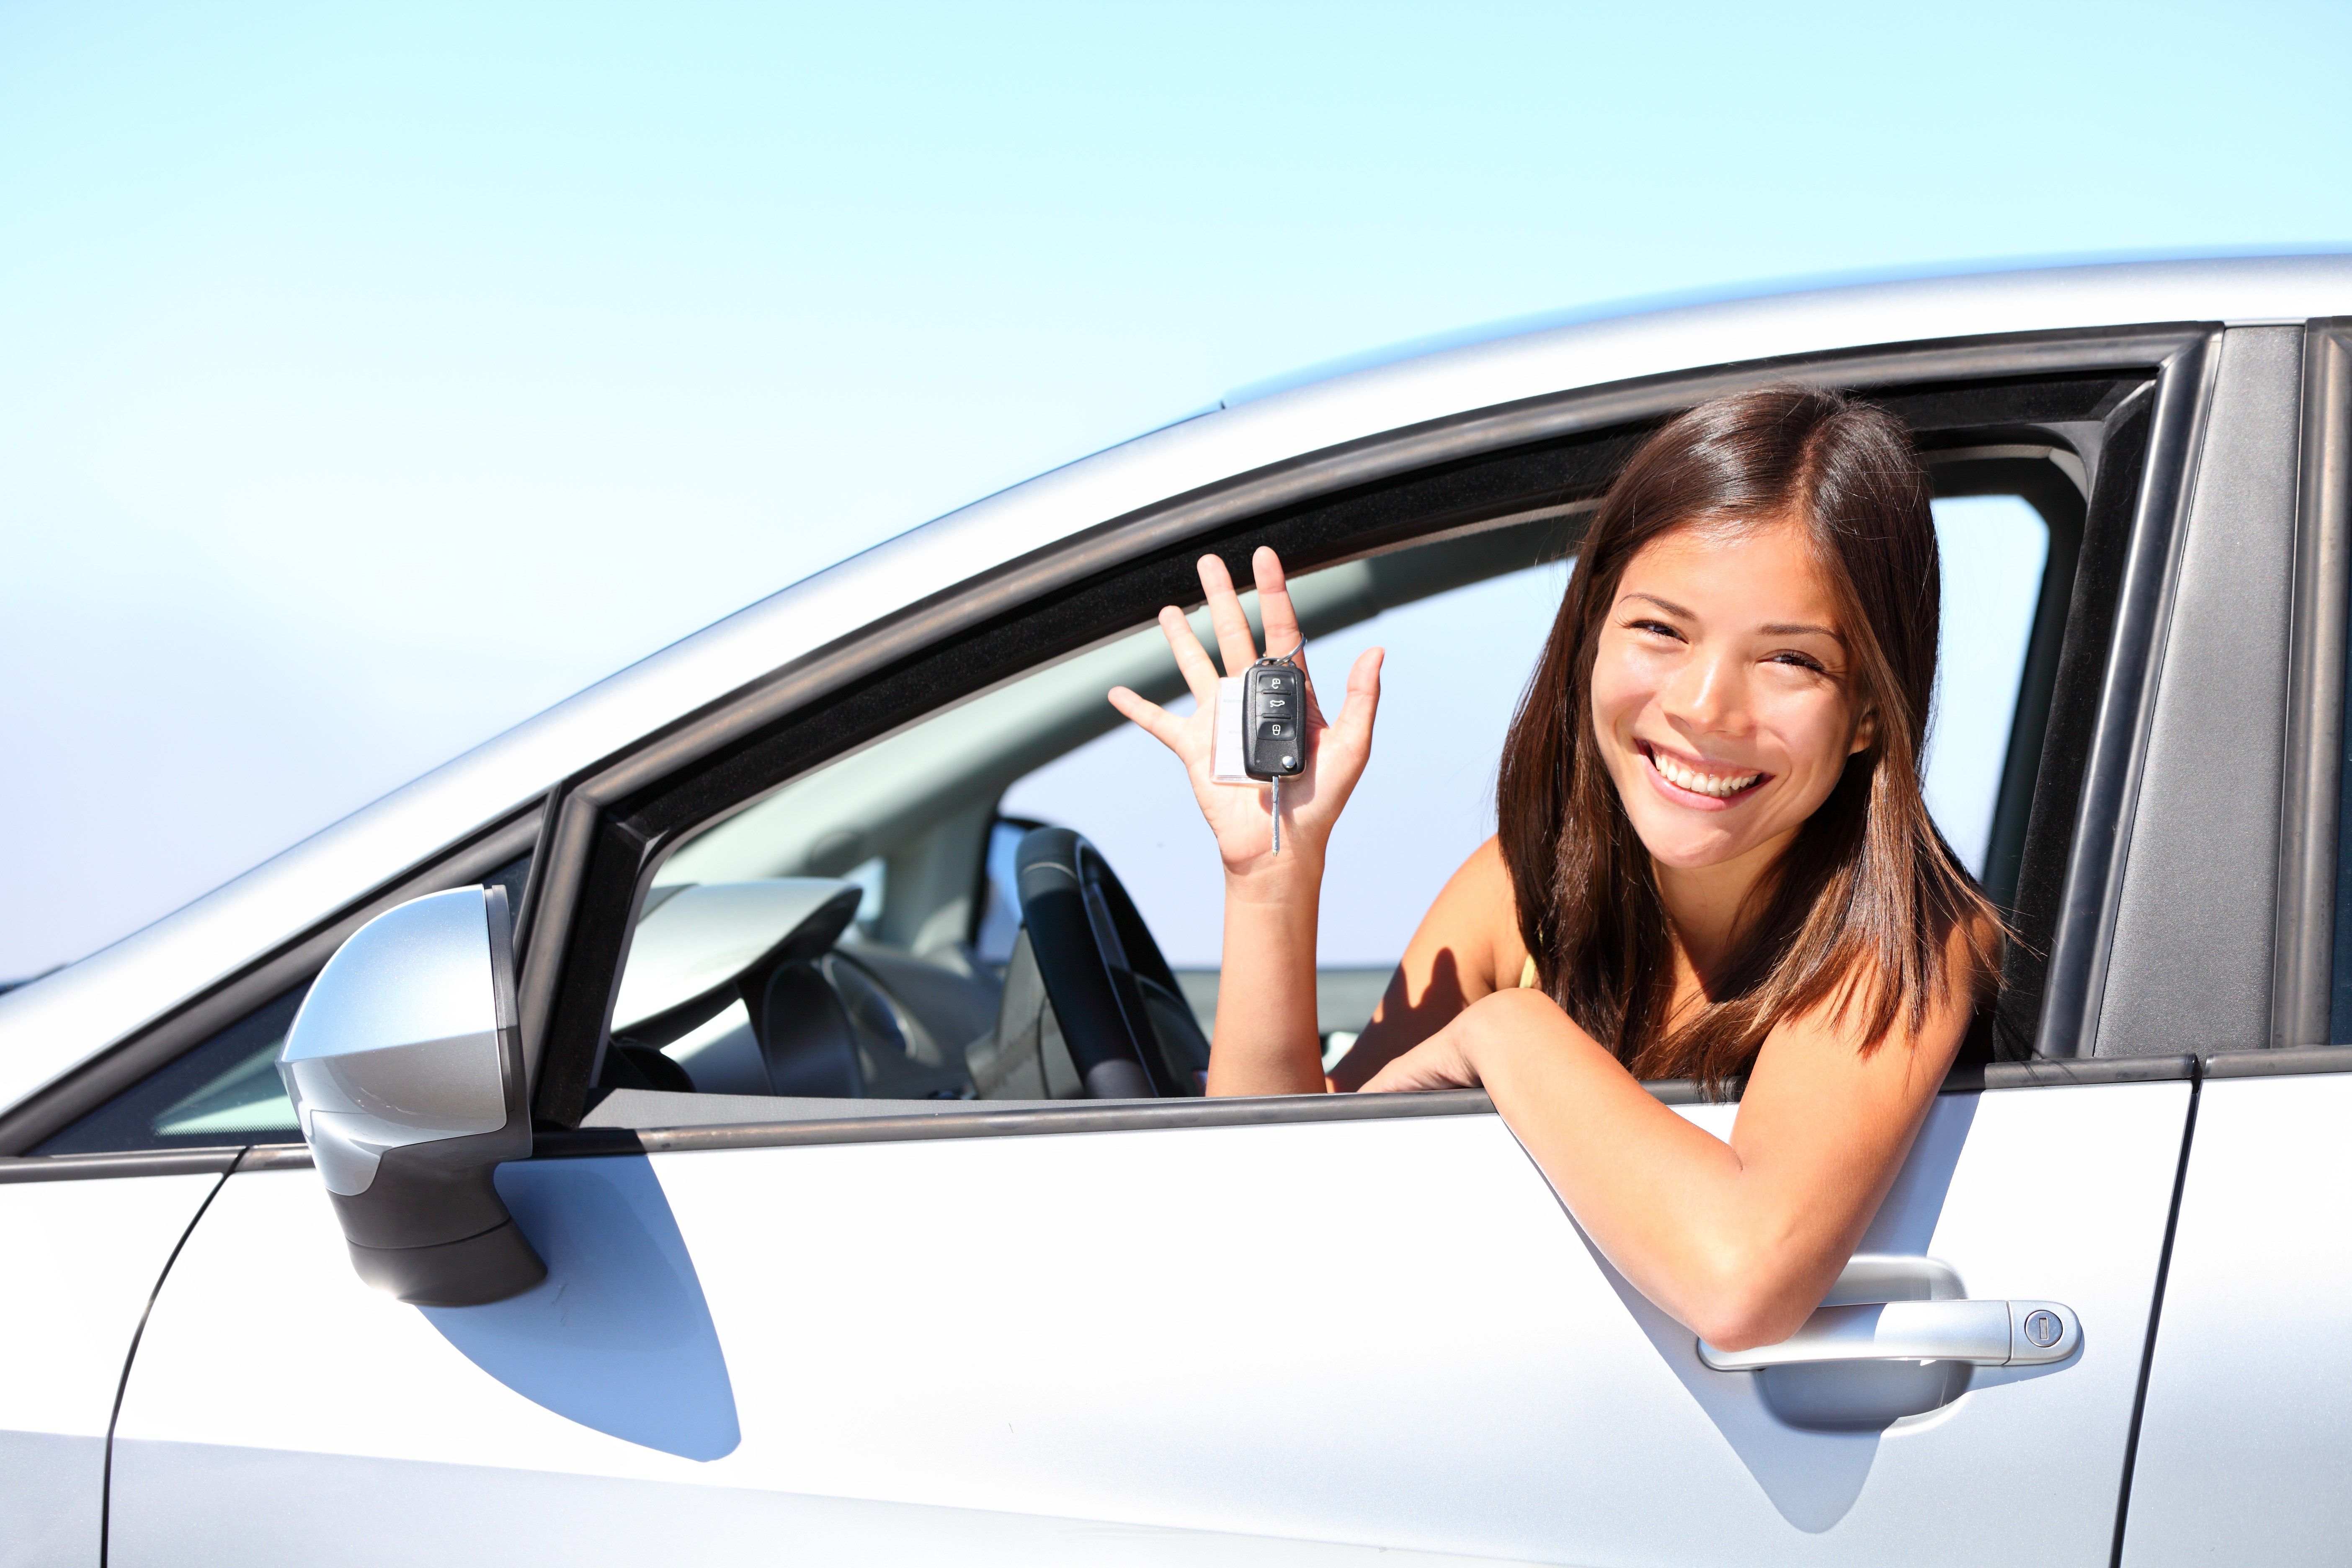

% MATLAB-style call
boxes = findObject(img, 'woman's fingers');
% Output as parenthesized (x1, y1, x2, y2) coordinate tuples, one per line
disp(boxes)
(1197, 554, 1261, 677)
(1358, 1030, 1479, 1093)
(1251, 547, 1307, 678)
(1328, 645, 1384, 751)
(1292, 646, 1382, 820)
(1156, 606, 1223, 707)
(1309, 647, 1383, 777)
(1107, 686, 1196, 758)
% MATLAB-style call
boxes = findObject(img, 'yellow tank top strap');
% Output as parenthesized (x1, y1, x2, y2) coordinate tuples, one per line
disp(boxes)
(1519, 954, 1538, 990)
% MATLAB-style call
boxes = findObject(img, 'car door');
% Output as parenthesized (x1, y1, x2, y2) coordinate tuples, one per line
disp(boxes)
(104, 323, 2266, 1565)
(109, 1079, 2185, 1566)
(0, 1163, 222, 1568)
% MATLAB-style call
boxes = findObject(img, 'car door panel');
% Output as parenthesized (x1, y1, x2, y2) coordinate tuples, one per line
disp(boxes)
(656, 1087, 2185, 1565)
(0, 1172, 221, 1568)
(2118, 1068, 2352, 1567)
(110, 1163, 1502, 1566)
(115, 1083, 2184, 1565)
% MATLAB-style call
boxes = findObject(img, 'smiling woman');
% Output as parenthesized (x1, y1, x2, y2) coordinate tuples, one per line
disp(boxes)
(1497, 387, 1998, 1091)
(1110, 384, 2001, 1350)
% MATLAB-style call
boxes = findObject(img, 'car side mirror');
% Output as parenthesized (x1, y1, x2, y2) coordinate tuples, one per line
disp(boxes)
(278, 885, 544, 1306)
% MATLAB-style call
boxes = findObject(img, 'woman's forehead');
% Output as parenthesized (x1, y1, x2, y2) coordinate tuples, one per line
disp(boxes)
(1617, 517, 1843, 629)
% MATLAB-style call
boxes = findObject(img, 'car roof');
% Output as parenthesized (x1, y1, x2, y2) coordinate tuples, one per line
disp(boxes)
(7, 253, 2351, 1112)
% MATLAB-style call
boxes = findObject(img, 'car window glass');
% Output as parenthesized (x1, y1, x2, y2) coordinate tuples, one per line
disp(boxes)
(36, 983, 307, 1154)
(38, 852, 533, 1154)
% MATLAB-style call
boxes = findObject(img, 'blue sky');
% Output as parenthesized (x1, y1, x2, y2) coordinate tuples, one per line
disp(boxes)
(3, 0, 2348, 977)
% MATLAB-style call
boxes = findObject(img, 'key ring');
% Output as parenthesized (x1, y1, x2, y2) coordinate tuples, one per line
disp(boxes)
(1256, 636, 1304, 667)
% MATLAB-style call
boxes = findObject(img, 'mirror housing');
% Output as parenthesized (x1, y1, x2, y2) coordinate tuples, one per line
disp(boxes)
(279, 885, 544, 1306)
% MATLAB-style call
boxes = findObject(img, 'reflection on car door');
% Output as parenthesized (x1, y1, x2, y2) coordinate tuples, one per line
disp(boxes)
(108, 1078, 2182, 1566)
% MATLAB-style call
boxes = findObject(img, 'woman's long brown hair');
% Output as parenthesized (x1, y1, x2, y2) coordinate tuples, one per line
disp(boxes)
(1496, 384, 2001, 1088)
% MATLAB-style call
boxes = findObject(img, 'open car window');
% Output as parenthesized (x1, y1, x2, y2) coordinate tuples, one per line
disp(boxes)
(999, 490, 2052, 1056)
(603, 469, 2063, 1112)
(607, 517, 1581, 1106)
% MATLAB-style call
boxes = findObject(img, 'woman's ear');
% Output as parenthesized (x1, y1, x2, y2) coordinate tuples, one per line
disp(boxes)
(1849, 709, 1877, 755)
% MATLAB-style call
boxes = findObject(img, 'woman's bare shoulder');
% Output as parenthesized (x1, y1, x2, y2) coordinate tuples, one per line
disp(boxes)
(1420, 836, 1529, 991)
(1331, 837, 1531, 1089)
(1762, 906, 1995, 1095)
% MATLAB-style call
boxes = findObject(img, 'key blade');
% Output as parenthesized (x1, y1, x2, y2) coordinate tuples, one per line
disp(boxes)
(1272, 775, 1282, 854)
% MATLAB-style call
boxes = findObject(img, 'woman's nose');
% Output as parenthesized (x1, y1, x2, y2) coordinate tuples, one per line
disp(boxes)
(1662, 647, 1743, 733)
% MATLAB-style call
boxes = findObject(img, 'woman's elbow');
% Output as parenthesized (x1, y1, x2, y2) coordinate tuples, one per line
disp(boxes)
(1676, 1254, 1821, 1351)
(1686, 1295, 1813, 1353)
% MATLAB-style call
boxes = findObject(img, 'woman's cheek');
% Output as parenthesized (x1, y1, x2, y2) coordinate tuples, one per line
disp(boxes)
(1588, 649, 1651, 736)
(1767, 696, 1850, 800)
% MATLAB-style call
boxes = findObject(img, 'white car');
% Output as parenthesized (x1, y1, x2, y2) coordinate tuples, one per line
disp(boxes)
(4, 257, 2349, 1567)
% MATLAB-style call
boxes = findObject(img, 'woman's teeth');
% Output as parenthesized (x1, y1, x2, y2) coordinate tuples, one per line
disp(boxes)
(1651, 751, 1761, 798)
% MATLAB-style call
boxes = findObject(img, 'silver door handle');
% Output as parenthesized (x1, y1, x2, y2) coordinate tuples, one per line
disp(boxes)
(1699, 1298, 2080, 1371)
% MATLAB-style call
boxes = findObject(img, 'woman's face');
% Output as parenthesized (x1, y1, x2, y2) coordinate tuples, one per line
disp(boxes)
(1589, 516, 1872, 878)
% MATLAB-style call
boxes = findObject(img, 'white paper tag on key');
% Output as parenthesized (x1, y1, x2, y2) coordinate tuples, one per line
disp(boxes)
(1211, 676, 1250, 784)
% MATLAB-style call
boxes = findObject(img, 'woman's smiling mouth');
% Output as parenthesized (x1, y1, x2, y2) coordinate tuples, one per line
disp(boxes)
(1640, 742, 1767, 805)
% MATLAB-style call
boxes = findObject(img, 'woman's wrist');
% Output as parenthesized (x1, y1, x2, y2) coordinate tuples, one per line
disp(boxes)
(1452, 1005, 1503, 1090)
(1222, 842, 1327, 902)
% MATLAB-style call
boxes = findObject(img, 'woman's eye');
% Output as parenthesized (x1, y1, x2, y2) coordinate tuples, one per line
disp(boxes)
(1627, 619, 1683, 641)
(1768, 651, 1828, 673)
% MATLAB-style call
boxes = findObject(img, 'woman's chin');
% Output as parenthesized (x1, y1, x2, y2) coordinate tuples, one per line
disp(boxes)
(1627, 813, 1769, 873)
(1641, 838, 1749, 873)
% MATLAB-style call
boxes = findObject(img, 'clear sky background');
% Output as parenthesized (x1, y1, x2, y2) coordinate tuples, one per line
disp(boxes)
(4, 0, 2348, 979)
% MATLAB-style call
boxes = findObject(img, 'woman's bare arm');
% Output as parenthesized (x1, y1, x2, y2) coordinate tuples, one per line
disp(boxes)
(1108, 548, 1384, 1098)
(1326, 837, 1527, 1091)
(1361, 921, 1982, 1348)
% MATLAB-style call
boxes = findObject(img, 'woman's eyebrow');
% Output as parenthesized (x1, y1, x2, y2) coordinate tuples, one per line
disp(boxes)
(1620, 593, 1843, 642)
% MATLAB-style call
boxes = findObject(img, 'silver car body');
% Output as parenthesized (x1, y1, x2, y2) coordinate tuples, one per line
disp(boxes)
(5, 257, 2351, 1567)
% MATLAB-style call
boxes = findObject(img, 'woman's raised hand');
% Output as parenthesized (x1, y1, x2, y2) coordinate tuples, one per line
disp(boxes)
(1109, 547, 1383, 877)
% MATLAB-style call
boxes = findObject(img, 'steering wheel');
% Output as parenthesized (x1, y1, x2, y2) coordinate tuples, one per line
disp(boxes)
(1014, 828, 1212, 1098)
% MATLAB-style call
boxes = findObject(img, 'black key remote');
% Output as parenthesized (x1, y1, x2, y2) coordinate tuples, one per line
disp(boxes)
(1242, 655, 1304, 852)
(1241, 659, 1305, 781)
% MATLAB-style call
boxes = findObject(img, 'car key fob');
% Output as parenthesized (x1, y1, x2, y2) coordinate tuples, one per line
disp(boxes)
(1241, 658, 1305, 781)
(1210, 645, 1306, 852)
